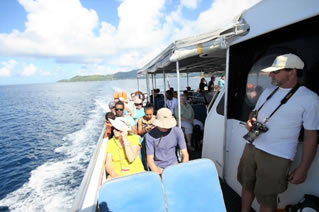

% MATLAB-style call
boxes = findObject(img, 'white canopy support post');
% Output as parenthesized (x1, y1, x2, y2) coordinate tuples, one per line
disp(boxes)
(187, 72, 189, 87)
(176, 61, 181, 128)
(163, 70, 167, 106)
(154, 73, 157, 89)
(221, 47, 230, 180)
(146, 73, 150, 102)
(151, 74, 155, 104)
(137, 76, 140, 91)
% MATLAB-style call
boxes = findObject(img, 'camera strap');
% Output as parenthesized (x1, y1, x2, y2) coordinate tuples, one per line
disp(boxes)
(256, 83, 300, 124)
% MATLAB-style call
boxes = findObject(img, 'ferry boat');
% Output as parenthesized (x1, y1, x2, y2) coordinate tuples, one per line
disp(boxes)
(72, 0, 319, 211)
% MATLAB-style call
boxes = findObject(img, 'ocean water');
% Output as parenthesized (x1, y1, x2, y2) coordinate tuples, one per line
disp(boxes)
(0, 77, 203, 212)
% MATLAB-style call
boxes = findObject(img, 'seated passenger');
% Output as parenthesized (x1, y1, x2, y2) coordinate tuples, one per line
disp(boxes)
(105, 117, 145, 179)
(165, 90, 177, 115)
(103, 112, 115, 140)
(131, 98, 145, 124)
(174, 94, 195, 151)
(145, 108, 189, 175)
(135, 91, 145, 104)
(137, 103, 155, 137)
(108, 100, 116, 115)
(114, 101, 137, 134)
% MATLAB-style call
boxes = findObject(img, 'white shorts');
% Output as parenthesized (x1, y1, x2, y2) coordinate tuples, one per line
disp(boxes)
(181, 120, 193, 134)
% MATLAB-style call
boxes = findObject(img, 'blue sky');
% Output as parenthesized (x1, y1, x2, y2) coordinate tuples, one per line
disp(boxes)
(0, 0, 259, 85)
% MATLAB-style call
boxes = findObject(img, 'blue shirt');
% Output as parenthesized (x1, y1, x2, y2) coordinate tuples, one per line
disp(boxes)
(145, 127, 186, 168)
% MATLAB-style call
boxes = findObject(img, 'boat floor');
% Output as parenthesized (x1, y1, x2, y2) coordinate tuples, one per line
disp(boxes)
(189, 149, 255, 212)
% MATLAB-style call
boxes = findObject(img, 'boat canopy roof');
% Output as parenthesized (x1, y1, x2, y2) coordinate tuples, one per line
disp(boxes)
(137, 13, 249, 76)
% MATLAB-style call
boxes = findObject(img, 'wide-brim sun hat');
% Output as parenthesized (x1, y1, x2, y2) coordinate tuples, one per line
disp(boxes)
(261, 53, 304, 73)
(152, 108, 176, 129)
(109, 117, 131, 132)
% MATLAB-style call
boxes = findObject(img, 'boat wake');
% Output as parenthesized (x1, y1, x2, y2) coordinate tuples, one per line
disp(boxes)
(0, 95, 110, 212)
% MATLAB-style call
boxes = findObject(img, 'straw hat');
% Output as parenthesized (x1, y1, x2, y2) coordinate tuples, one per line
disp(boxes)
(109, 117, 131, 132)
(152, 108, 176, 129)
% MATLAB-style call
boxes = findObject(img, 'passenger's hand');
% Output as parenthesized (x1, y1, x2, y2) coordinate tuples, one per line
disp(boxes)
(157, 167, 163, 175)
(121, 130, 128, 138)
(246, 117, 256, 131)
(288, 167, 307, 184)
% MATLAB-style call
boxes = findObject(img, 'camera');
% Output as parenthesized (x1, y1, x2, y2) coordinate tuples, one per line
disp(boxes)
(243, 121, 268, 143)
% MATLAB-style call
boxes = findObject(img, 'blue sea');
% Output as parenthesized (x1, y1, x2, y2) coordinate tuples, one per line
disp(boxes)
(0, 77, 203, 211)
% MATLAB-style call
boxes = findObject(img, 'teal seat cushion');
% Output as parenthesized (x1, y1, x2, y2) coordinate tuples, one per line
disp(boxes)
(98, 172, 166, 212)
(162, 159, 226, 212)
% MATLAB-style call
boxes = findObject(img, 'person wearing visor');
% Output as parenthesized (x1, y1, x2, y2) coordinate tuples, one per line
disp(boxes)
(145, 108, 189, 175)
(105, 117, 145, 179)
(131, 98, 145, 124)
(238, 53, 319, 212)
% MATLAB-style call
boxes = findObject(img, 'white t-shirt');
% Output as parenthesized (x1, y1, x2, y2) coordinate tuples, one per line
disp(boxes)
(252, 86, 319, 160)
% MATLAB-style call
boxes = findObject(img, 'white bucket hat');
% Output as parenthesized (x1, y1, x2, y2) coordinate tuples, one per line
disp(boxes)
(152, 108, 176, 129)
(261, 53, 304, 73)
(109, 117, 131, 132)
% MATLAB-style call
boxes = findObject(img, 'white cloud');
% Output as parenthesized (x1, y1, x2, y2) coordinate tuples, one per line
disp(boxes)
(21, 64, 37, 76)
(181, 0, 201, 9)
(39, 70, 51, 76)
(0, 0, 260, 77)
(194, 0, 260, 32)
(0, 59, 17, 77)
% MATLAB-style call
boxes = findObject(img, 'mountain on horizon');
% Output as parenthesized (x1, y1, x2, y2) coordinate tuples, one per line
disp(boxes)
(57, 69, 139, 82)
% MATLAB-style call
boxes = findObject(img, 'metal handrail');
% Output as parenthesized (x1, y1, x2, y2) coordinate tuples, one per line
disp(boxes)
(71, 127, 106, 212)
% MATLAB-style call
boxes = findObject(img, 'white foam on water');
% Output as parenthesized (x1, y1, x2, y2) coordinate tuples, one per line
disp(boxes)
(0, 95, 111, 212)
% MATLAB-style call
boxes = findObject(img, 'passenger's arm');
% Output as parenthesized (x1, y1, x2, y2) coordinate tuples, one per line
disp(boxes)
(131, 125, 138, 135)
(180, 148, 189, 162)
(121, 133, 140, 163)
(137, 118, 144, 136)
(289, 130, 318, 184)
(105, 153, 119, 178)
(147, 154, 163, 175)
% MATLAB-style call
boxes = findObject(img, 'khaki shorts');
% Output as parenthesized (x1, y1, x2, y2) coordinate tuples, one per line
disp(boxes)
(237, 144, 291, 208)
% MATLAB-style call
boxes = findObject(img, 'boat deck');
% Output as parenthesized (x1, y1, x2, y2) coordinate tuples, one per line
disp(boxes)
(189, 149, 255, 212)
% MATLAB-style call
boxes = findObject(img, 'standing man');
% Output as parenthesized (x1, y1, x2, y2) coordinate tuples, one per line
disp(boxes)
(145, 108, 189, 175)
(218, 74, 225, 90)
(238, 53, 319, 212)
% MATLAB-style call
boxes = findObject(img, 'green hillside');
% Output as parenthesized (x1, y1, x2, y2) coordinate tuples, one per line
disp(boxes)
(57, 69, 139, 82)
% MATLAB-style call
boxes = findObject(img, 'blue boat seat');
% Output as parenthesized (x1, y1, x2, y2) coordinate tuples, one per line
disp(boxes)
(192, 104, 207, 124)
(161, 159, 226, 212)
(98, 172, 166, 212)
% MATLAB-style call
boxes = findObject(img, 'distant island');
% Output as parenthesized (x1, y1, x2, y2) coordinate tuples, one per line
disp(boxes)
(57, 69, 139, 82)
(57, 69, 217, 83)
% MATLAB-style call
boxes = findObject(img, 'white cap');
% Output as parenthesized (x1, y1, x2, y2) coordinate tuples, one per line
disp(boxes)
(261, 53, 304, 73)
(109, 117, 131, 132)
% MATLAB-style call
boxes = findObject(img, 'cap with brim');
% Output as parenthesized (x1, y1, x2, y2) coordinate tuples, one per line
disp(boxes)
(109, 117, 131, 132)
(152, 108, 176, 129)
(261, 53, 304, 73)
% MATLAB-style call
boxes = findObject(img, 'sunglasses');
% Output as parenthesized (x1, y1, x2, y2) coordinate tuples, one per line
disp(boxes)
(115, 108, 124, 111)
(134, 103, 143, 106)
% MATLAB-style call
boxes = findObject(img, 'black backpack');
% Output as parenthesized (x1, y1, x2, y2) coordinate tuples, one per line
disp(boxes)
(286, 194, 319, 212)
(191, 124, 203, 151)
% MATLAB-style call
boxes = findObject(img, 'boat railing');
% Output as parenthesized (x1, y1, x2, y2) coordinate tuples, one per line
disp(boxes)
(72, 127, 107, 212)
